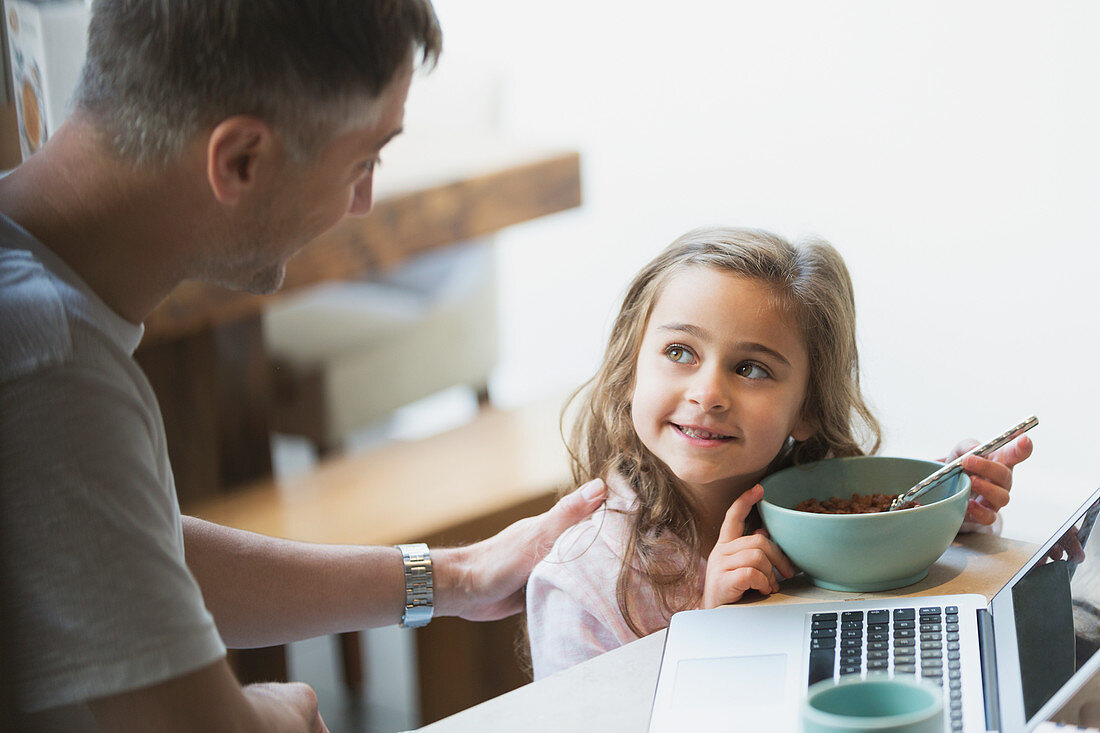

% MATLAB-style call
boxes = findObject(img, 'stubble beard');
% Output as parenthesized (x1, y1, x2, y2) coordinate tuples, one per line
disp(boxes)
(242, 260, 287, 295)
(204, 203, 298, 295)
(193, 225, 290, 295)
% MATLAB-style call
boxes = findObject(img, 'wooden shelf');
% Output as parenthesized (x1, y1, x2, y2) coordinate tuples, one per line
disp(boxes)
(142, 149, 581, 345)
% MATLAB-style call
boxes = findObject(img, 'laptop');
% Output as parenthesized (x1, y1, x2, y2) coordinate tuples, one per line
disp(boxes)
(649, 485, 1100, 733)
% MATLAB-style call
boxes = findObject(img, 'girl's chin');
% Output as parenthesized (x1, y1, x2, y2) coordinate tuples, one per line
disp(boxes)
(670, 470, 740, 491)
(667, 464, 763, 493)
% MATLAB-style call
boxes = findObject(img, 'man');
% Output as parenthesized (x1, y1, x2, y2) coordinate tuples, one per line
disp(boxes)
(0, 1, 607, 730)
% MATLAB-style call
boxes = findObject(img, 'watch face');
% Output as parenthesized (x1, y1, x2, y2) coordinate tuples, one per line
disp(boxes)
(398, 544, 433, 627)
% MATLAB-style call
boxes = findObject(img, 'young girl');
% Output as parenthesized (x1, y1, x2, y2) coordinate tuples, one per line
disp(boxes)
(526, 226, 1031, 679)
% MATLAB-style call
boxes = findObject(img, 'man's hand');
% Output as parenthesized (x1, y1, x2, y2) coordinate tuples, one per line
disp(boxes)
(244, 681, 328, 733)
(942, 434, 1033, 527)
(702, 485, 795, 608)
(89, 658, 327, 732)
(434, 478, 607, 621)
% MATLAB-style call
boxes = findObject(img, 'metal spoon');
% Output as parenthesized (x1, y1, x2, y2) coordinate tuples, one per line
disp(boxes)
(887, 415, 1038, 511)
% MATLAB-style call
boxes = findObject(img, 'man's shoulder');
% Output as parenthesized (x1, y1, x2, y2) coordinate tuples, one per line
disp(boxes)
(0, 247, 73, 382)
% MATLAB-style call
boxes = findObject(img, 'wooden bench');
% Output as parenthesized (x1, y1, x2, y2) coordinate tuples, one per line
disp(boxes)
(184, 397, 575, 724)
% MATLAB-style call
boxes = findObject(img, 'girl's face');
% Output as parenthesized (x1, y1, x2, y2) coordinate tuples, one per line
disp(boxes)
(631, 266, 813, 503)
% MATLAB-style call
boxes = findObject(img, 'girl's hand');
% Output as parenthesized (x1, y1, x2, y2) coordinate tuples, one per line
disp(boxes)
(941, 435, 1033, 526)
(702, 485, 796, 608)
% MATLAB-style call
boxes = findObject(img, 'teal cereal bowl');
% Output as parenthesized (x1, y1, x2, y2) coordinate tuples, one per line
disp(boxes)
(759, 456, 970, 592)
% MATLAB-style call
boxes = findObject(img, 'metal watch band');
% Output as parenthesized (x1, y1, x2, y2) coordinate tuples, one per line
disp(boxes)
(395, 543, 433, 628)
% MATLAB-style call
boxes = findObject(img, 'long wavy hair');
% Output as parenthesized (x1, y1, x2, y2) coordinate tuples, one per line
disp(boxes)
(564, 226, 881, 636)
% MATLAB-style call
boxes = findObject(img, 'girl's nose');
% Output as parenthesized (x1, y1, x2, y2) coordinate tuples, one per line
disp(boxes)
(686, 365, 730, 412)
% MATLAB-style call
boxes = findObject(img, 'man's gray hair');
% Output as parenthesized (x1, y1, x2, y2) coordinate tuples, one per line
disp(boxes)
(73, 0, 441, 166)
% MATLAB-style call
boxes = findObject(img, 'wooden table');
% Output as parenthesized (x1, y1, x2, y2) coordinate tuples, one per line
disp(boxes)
(186, 397, 575, 723)
(416, 534, 1039, 733)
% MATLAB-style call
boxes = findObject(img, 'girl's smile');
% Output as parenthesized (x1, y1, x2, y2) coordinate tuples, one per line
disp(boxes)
(631, 266, 813, 509)
(672, 423, 737, 443)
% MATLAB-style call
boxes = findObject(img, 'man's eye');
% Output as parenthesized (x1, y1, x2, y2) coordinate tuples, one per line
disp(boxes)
(735, 362, 770, 379)
(665, 345, 695, 364)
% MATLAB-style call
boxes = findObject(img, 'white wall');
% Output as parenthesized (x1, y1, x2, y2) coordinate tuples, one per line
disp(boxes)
(416, 0, 1099, 544)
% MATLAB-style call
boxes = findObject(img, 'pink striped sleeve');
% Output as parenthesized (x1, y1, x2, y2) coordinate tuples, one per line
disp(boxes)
(525, 498, 642, 680)
(527, 564, 623, 679)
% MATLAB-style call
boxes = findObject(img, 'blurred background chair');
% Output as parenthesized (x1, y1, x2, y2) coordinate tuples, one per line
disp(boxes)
(265, 239, 498, 457)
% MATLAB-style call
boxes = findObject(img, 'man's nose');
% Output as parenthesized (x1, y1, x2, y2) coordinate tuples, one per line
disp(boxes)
(347, 174, 374, 216)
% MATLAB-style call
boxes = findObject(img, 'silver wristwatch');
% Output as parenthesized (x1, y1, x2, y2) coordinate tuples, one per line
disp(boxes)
(395, 543, 433, 628)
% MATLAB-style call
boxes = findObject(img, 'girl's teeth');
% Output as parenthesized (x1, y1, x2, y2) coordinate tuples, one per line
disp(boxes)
(680, 426, 726, 439)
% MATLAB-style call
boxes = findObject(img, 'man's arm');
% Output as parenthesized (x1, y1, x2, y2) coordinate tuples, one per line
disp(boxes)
(184, 478, 607, 647)
(182, 518, 405, 647)
(88, 658, 326, 733)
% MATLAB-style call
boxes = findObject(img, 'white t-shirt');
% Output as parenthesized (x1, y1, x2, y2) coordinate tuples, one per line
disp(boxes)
(0, 214, 225, 729)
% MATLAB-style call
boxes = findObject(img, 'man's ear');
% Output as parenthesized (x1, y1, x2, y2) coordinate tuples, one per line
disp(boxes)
(205, 116, 278, 205)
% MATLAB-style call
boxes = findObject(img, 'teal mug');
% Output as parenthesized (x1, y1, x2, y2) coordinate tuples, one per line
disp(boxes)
(803, 676, 944, 733)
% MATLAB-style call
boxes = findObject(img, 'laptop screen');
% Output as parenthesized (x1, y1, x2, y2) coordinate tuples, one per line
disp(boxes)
(1010, 493, 1100, 722)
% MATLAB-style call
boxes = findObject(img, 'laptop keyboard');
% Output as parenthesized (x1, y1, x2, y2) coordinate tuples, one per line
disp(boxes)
(808, 606, 964, 731)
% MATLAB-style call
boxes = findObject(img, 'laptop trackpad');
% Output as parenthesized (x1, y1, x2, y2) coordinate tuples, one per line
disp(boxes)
(672, 654, 788, 709)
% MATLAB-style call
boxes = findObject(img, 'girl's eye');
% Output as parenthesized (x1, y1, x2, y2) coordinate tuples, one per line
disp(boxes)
(735, 362, 770, 379)
(665, 345, 696, 364)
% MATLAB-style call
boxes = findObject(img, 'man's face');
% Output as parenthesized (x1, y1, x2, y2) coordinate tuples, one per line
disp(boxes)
(221, 60, 414, 295)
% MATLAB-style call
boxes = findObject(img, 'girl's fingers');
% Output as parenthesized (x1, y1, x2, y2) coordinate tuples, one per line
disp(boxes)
(962, 454, 1013, 494)
(945, 434, 1032, 474)
(724, 566, 777, 598)
(722, 547, 784, 592)
(965, 498, 999, 526)
(703, 565, 775, 608)
(954, 434, 1033, 526)
(717, 485, 764, 544)
(713, 532, 794, 578)
(966, 474, 1011, 512)
(706, 485, 796, 607)
(988, 434, 1033, 470)
(750, 531, 796, 578)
